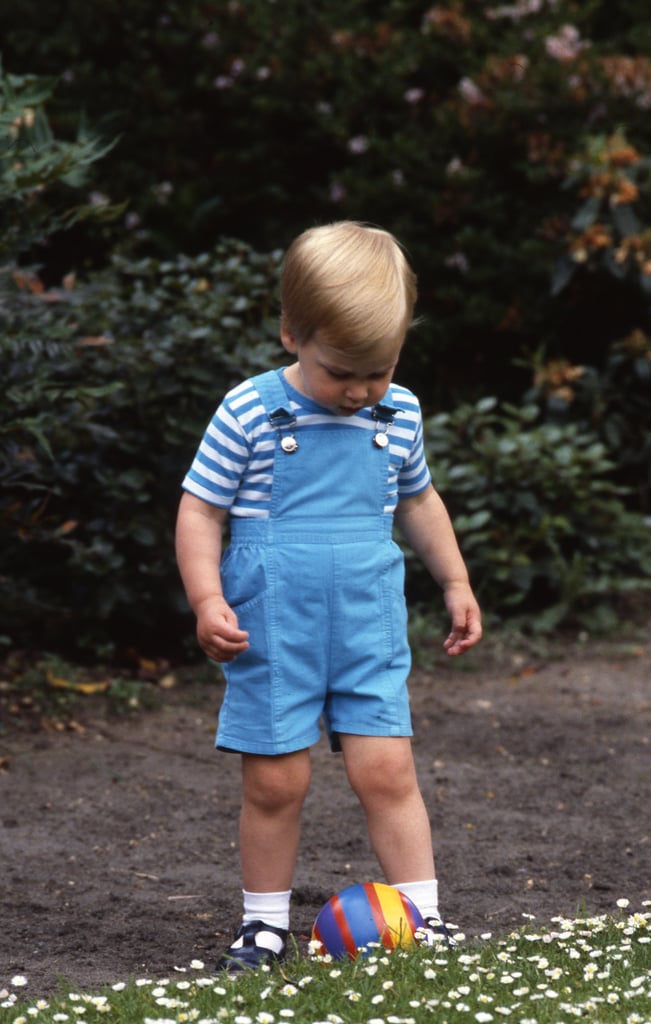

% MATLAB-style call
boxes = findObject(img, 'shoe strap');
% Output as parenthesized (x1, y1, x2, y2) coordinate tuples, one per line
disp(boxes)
(237, 920, 287, 948)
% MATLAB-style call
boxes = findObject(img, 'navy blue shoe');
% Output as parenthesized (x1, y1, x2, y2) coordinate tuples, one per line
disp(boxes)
(217, 920, 288, 973)
(419, 917, 457, 948)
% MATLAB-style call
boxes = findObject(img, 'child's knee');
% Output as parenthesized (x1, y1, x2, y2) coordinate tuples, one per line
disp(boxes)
(242, 751, 311, 812)
(359, 767, 417, 806)
(342, 737, 418, 803)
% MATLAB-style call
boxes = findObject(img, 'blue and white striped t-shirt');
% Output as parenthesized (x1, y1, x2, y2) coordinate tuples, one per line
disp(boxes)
(182, 370, 431, 517)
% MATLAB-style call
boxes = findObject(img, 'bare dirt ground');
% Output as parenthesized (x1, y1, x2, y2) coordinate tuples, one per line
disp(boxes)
(1, 636, 650, 996)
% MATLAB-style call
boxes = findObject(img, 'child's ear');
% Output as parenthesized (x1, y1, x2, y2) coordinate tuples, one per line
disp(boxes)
(280, 326, 299, 355)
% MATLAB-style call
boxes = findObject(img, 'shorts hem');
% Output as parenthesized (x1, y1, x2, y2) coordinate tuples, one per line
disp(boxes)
(327, 723, 413, 752)
(215, 728, 321, 755)
(328, 724, 413, 739)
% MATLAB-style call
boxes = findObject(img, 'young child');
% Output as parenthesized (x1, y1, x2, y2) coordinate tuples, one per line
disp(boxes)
(175, 221, 482, 971)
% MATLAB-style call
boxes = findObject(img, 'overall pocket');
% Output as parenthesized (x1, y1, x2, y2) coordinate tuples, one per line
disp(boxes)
(221, 548, 270, 682)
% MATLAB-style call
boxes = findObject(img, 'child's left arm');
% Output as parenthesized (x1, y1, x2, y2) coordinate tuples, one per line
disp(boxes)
(395, 484, 482, 656)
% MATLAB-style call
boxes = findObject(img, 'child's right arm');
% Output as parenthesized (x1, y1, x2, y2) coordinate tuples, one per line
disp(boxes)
(175, 492, 250, 663)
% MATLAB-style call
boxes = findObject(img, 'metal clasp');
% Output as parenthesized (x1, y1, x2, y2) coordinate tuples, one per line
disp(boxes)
(269, 406, 299, 454)
(372, 403, 397, 448)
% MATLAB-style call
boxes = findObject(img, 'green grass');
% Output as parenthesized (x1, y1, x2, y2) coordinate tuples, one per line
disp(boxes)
(2, 902, 649, 1024)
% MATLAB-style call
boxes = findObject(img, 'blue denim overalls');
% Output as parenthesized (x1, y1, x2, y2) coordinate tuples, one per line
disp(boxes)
(216, 369, 412, 755)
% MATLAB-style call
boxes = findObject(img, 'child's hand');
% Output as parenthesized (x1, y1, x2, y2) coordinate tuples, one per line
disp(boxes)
(195, 595, 250, 663)
(442, 582, 482, 656)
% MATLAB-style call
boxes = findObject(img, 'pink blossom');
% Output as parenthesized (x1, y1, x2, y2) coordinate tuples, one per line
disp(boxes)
(446, 157, 466, 177)
(458, 77, 486, 106)
(347, 135, 369, 154)
(445, 252, 470, 273)
(545, 25, 589, 62)
(486, 0, 551, 21)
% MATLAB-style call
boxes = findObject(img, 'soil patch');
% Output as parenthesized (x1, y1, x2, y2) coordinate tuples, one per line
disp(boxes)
(1, 640, 650, 995)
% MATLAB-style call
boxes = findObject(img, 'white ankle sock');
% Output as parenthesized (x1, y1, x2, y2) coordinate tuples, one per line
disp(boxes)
(235, 889, 291, 953)
(393, 879, 440, 922)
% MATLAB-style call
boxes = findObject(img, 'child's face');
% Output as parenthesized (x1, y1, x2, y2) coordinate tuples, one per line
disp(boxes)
(282, 329, 401, 416)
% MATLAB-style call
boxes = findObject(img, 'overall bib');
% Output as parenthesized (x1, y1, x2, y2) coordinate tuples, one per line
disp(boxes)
(216, 369, 412, 755)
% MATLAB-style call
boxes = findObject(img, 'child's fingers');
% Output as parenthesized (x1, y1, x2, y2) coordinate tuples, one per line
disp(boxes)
(198, 610, 250, 662)
(203, 633, 250, 662)
(211, 640, 250, 662)
(218, 612, 249, 641)
(443, 609, 482, 655)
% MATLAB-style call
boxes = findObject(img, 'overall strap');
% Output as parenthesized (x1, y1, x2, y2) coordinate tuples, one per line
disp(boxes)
(251, 368, 291, 417)
(252, 369, 299, 454)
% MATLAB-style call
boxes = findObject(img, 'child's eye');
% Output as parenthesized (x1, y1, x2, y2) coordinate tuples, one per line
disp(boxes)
(324, 367, 389, 381)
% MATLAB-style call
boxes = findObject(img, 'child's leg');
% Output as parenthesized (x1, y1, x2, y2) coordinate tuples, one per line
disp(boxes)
(339, 735, 436, 884)
(340, 735, 452, 938)
(239, 748, 311, 892)
(337, 733, 450, 937)
(218, 749, 311, 971)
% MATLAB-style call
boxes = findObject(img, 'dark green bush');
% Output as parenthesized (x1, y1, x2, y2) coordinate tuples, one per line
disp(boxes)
(3, 2, 651, 405)
(522, 329, 651, 513)
(418, 397, 651, 633)
(521, 129, 651, 511)
(0, 64, 120, 261)
(0, 243, 282, 657)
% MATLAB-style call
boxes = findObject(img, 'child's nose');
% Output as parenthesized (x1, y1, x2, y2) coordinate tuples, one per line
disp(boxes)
(345, 381, 368, 401)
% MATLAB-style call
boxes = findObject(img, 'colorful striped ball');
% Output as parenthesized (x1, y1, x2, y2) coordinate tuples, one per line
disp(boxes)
(311, 882, 425, 960)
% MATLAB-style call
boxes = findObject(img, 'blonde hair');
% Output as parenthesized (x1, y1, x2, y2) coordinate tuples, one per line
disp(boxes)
(280, 221, 417, 355)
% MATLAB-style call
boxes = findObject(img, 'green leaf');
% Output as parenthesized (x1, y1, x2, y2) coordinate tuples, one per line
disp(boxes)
(571, 196, 601, 231)
(611, 203, 641, 238)
(550, 256, 576, 297)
